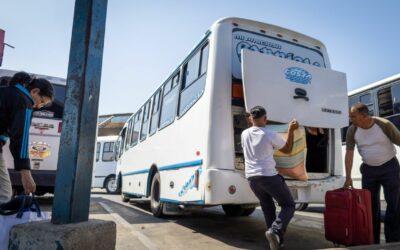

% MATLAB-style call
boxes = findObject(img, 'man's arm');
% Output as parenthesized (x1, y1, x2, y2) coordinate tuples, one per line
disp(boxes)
(279, 119, 298, 153)
(343, 150, 354, 188)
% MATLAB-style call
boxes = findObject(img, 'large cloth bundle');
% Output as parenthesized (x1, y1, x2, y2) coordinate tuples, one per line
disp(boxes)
(272, 126, 308, 181)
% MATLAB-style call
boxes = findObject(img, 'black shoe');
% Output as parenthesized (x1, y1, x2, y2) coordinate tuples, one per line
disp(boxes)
(265, 229, 281, 250)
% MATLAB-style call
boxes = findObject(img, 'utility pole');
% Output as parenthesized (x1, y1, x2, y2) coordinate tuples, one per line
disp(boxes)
(52, 0, 108, 224)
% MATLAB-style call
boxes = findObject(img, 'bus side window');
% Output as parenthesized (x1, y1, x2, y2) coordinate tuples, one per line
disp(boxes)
(96, 142, 100, 162)
(140, 101, 151, 141)
(149, 89, 161, 136)
(378, 87, 393, 117)
(125, 118, 133, 151)
(360, 93, 374, 115)
(102, 142, 114, 162)
(387, 82, 400, 130)
(159, 73, 180, 129)
(179, 43, 209, 116)
(114, 138, 121, 161)
(131, 110, 142, 147)
(119, 128, 126, 158)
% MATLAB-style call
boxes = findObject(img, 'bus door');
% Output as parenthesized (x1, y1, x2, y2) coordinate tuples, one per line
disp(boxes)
(241, 49, 348, 178)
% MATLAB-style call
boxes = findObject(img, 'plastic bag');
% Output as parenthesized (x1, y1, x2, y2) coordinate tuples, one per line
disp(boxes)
(0, 195, 50, 250)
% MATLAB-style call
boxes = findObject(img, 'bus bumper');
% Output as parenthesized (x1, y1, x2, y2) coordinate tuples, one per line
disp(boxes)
(204, 169, 259, 205)
(8, 169, 57, 187)
(286, 175, 346, 203)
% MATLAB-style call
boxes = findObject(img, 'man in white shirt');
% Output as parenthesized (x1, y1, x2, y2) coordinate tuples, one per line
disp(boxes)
(344, 103, 400, 243)
(241, 106, 298, 250)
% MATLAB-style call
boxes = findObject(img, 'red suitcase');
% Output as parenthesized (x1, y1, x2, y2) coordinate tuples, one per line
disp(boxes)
(324, 188, 374, 246)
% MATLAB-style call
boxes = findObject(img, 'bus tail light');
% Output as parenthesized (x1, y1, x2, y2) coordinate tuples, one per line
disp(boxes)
(228, 185, 236, 194)
(232, 81, 244, 100)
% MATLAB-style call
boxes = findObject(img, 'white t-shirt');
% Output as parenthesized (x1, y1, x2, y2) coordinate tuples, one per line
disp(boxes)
(241, 126, 286, 178)
(355, 123, 396, 166)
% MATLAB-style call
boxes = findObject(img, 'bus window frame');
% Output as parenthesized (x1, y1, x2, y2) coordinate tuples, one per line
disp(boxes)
(140, 99, 152, 142)
(102, 141, 115, 162)
(178, 42, 209, 118)
(158, 70, 181, 131)
(131, 109, 142, 147)
(149, 88, 162, 137)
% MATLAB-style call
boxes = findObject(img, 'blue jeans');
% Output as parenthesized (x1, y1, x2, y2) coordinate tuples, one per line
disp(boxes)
(361, 157, 400, 243)
(248, 174, 295, 237)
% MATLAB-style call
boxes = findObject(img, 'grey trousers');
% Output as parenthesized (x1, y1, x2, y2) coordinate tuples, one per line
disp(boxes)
(0, 152, 12, 204)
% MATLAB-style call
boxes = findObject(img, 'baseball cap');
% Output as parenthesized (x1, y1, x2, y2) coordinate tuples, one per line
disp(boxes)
(250, 106, 267, 119)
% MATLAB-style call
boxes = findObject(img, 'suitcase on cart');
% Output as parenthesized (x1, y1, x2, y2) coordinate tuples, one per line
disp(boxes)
(324, 188, 374, 246)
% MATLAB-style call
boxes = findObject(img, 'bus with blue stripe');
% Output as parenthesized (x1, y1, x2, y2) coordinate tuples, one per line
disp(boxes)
(115, 17, 349, 217)
(0, 69, 66, 195)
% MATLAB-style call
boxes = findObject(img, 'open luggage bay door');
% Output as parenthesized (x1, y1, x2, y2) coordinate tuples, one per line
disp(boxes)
(241, 49, 348, 128)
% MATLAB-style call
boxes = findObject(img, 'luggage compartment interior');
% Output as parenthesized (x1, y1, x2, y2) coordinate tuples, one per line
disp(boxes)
(233, 109, 329, 174)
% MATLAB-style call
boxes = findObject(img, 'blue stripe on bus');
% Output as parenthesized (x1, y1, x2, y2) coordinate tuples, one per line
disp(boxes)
(160, 198, 204, 205)
(122, 159, 203, 176)
(122, 169, 150, 176)
(158, 160, 203, 171)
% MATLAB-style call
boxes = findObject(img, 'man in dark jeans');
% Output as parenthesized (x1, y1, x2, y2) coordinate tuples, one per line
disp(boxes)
(344, 103, 400, 243)
(241, 106, 298, 250)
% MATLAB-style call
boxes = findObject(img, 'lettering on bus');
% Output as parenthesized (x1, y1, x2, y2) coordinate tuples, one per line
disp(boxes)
(178, 167, 202, 197)
(321, 107, 342, 115)
(232, 30, 325, 79)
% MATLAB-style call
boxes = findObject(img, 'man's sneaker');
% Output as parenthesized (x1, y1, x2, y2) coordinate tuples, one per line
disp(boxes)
(265, 229, 280, 250)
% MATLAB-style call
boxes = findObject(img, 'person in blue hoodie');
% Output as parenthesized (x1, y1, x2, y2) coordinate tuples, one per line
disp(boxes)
(0, 72, 54, 204)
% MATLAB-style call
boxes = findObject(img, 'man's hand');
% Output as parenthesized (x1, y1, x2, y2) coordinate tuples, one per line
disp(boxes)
(343, 177, 353, 188)
(288, 119, 299, 131)
(20, 170, 36, 194)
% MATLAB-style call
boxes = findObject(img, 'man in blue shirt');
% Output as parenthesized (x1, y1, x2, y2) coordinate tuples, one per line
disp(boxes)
(0, 72, 54, 204)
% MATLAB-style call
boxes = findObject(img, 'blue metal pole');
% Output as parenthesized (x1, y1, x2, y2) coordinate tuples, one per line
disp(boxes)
(52, 0, 108, 224)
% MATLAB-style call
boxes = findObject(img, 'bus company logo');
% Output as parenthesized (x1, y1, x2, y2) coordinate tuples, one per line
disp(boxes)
(178, 167, 202, 197)
(284, 67, 312, 85)
(29, 142, 51, 159)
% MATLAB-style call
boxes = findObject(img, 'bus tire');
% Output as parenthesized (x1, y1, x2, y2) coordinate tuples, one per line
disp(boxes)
(241, 207, 256, 216)
(121, 193, 130, 202)
(105, 175, 120, 194)
(150, 172, 164, 217)
(295, 203, 309, 211)
(222, 204, 252, 216)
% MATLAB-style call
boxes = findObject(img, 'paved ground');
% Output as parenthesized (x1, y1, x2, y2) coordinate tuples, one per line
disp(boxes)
(35, 190, 393, 250)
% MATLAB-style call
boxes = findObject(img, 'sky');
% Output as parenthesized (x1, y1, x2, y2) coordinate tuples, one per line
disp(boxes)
(1, 0, 399, 115)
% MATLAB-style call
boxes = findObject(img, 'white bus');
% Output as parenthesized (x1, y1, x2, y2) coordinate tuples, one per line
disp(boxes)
(0, 69, 66, 195)
(341, 73, 400, 192)
(92, 135, 119, 194)
(115, 17, 348, 217)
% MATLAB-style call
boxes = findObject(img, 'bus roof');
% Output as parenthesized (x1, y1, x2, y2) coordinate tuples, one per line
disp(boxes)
(0, 68, 66, 85)
(348, 73, 400, 96)
(212, 17, 326, 51)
